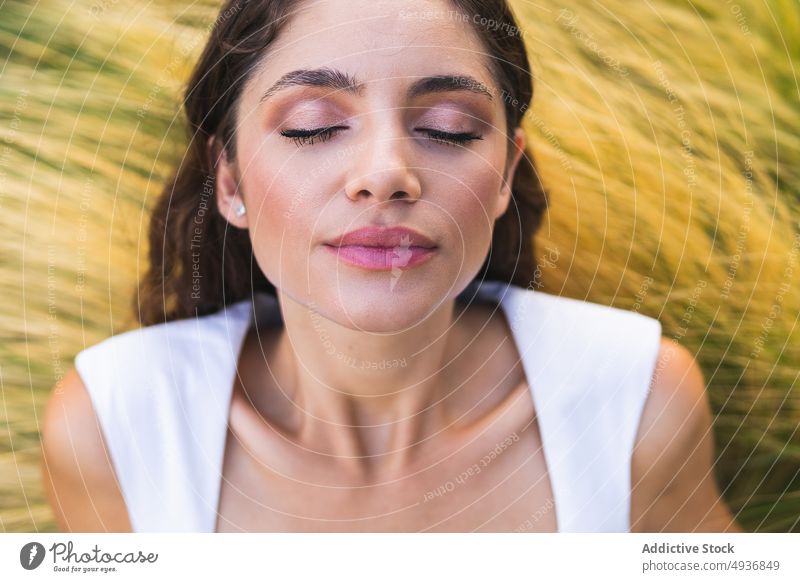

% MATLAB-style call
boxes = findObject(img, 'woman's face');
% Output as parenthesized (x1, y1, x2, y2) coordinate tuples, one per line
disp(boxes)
(215, 0, 525, 331)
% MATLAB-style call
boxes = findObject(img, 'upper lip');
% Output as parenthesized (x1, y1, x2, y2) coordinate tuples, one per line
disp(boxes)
(325, 226, 437, 249)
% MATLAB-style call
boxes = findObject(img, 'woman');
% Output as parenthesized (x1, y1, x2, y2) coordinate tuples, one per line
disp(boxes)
(41, 0, 742, 532)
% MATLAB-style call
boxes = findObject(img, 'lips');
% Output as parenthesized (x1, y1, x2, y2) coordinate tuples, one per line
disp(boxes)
(323, 226, 438, 271)
(324, 226, 437, 249)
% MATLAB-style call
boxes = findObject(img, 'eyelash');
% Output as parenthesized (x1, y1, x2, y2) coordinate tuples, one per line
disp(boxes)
(279, 126, 483, 148)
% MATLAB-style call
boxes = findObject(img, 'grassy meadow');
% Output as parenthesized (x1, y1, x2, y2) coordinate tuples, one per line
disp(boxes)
(1, 0, 798, 531)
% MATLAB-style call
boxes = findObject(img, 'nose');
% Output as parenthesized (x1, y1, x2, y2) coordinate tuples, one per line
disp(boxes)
(344, 124, 422, 203)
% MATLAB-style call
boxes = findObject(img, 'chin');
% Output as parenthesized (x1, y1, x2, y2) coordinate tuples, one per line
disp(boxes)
(317, 275, 453, 331)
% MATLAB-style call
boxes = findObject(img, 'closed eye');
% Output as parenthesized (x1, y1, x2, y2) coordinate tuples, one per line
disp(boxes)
(417, 129, 483, 147)
(279, 126, 347, 147)
(279, 126, 483, 148)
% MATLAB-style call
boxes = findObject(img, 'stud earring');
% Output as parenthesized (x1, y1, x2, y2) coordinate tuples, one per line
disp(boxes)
(234, 202, 246, 217)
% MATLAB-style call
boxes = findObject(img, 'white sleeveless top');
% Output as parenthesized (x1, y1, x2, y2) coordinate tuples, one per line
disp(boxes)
(73, 280, 663, 533)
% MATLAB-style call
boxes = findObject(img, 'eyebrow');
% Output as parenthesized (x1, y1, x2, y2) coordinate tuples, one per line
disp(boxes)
(259, 67, 495, 103)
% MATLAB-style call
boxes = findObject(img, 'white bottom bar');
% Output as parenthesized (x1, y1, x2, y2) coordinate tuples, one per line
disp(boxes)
(2, 533, 797, 581)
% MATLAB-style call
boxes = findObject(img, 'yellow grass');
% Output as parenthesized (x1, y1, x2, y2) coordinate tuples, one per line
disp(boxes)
(1, 0, 798, 531)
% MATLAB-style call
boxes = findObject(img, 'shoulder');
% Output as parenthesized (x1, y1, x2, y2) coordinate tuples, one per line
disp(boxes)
(526, 292, 664, 379)
(633, 337, 708, 474)
(48, 304, 252, 533)
(630, 337, 743, 531)
(71, 310, 234, 406)
(73, 301, 252, 376)
(523, 290, 663, 339)
(74, 317, 199, 373)
(41, 367, 132, 532)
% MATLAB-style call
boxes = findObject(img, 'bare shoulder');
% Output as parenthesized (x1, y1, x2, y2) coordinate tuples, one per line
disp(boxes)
(634, 337, 708, 461)
(630, 337, 743, 532)
(41, 367, 132, 532)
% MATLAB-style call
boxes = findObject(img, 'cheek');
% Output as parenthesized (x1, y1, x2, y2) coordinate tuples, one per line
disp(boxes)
(434, 162, 504, 255)
(239, 163, 328, 287)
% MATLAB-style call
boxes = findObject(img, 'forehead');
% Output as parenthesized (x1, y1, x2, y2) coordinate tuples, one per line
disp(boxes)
(242, 0, 498, 101)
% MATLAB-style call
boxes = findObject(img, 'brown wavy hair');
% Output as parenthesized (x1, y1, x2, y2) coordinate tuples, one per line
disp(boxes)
(134, 0, 548, 326)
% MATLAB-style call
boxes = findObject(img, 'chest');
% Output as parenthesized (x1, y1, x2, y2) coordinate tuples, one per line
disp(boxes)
(215, 388, 558, 532)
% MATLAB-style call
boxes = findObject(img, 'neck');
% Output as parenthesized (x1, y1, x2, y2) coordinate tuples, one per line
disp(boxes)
(272, 287, 470, 479)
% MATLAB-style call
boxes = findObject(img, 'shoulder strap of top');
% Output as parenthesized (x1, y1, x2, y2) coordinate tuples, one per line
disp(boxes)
(73, 299, 254, 532)
(483, 282, 663, 532)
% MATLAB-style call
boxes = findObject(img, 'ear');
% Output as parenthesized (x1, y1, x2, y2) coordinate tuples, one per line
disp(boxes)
(494, 127, 527, 221)
(208, 135, 248, 229)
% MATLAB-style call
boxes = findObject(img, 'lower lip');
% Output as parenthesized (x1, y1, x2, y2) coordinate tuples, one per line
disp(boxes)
(324, 244, 437, 271)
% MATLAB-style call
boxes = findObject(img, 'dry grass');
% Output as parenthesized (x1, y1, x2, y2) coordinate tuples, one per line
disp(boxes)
(1, 0, 797, 531)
